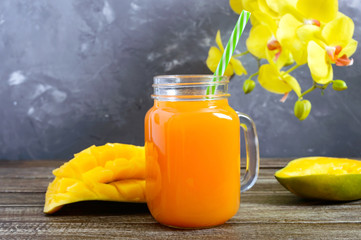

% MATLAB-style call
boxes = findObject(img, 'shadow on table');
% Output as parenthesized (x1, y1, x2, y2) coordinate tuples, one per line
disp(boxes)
(47, 201, 150, 216)
(44, 201, 234, 233)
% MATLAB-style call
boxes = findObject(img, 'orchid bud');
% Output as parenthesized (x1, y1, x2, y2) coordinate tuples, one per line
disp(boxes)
(243, 79, 256, 94)
(332, 80, 348, 91)
(294, 100, 312, 121)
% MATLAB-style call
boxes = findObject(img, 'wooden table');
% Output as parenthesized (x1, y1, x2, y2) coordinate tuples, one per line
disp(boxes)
(1, 159, 361, 239)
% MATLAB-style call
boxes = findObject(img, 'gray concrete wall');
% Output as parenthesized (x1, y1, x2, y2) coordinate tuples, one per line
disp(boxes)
(0, 0, 360, 160)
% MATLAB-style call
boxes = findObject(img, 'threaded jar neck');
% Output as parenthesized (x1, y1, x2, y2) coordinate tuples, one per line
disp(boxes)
(152, 75, 230, 101)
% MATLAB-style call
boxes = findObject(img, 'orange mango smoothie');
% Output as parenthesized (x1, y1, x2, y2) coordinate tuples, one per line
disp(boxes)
(145, 99, 241, 228)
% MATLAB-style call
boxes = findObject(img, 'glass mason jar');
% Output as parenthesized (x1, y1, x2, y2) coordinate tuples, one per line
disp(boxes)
(145, 75, 259, 228)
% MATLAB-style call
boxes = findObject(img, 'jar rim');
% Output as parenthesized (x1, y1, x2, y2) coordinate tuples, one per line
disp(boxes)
(152, 75, 230, 101)
(153, 75, 229, 85)
(154, 74, 229, 79)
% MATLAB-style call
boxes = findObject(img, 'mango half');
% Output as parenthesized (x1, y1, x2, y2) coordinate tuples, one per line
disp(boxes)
(275, 157, 361, 201)
(44, 143, 146, 214)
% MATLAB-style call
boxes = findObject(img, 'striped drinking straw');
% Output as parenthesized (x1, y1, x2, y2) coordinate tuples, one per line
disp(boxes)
(207, 10, 251, 95)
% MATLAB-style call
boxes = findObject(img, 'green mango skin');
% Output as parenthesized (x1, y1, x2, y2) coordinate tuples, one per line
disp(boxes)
(275, 174, 361, 201)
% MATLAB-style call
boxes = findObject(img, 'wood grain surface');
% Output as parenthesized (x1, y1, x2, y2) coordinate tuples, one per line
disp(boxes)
(1, 159, 361, 239)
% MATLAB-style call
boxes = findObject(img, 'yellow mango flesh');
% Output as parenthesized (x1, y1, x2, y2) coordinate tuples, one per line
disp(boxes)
(275, 157, 361, 201)
(44, 143, 146, 214)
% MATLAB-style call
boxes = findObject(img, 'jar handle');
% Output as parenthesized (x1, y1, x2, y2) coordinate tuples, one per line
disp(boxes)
(236, 111, 260, 192)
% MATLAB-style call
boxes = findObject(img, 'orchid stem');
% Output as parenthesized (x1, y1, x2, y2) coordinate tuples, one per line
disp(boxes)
(285, 64, 300, 74)
(233, 50, 250, 58)
(300, 85, 316, 98)
(247, 71, 259, 80)
(300, 82, 331, 98)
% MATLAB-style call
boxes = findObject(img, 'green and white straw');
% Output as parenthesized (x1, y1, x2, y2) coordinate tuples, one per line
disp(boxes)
(208, 10, 251, 95)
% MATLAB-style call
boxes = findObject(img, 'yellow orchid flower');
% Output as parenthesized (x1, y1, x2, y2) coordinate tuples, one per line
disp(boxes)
(296, 0, 338, 23)
(268, 0, 338, 24)
(277, 14, 321, 65)
(206, 30, 247, 77)
(230, 0, 295, 21)
(238, 1, 294, 68)
(258, 63, 301, 99)
(307, 41, 334, 84)
(251, 8, 278, 32)
(264, 0, 297, 14)
(230, 0, 278, 26)
(307, 15, 357, 84)
(257, 0, 282, 18)
(246, 24, 272, 59)
(257, 0, 339, 69)
(275, 0, 338, 66)
(230, 0, 259, 14)
(247, 20, 293, 69)
(224, 0, 358, 120)
(322, 14, 357, 59)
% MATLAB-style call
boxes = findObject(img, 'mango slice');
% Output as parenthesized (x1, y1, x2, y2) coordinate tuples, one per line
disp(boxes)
(44, 143, 146, 214)
(275, 157, 361, 201)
